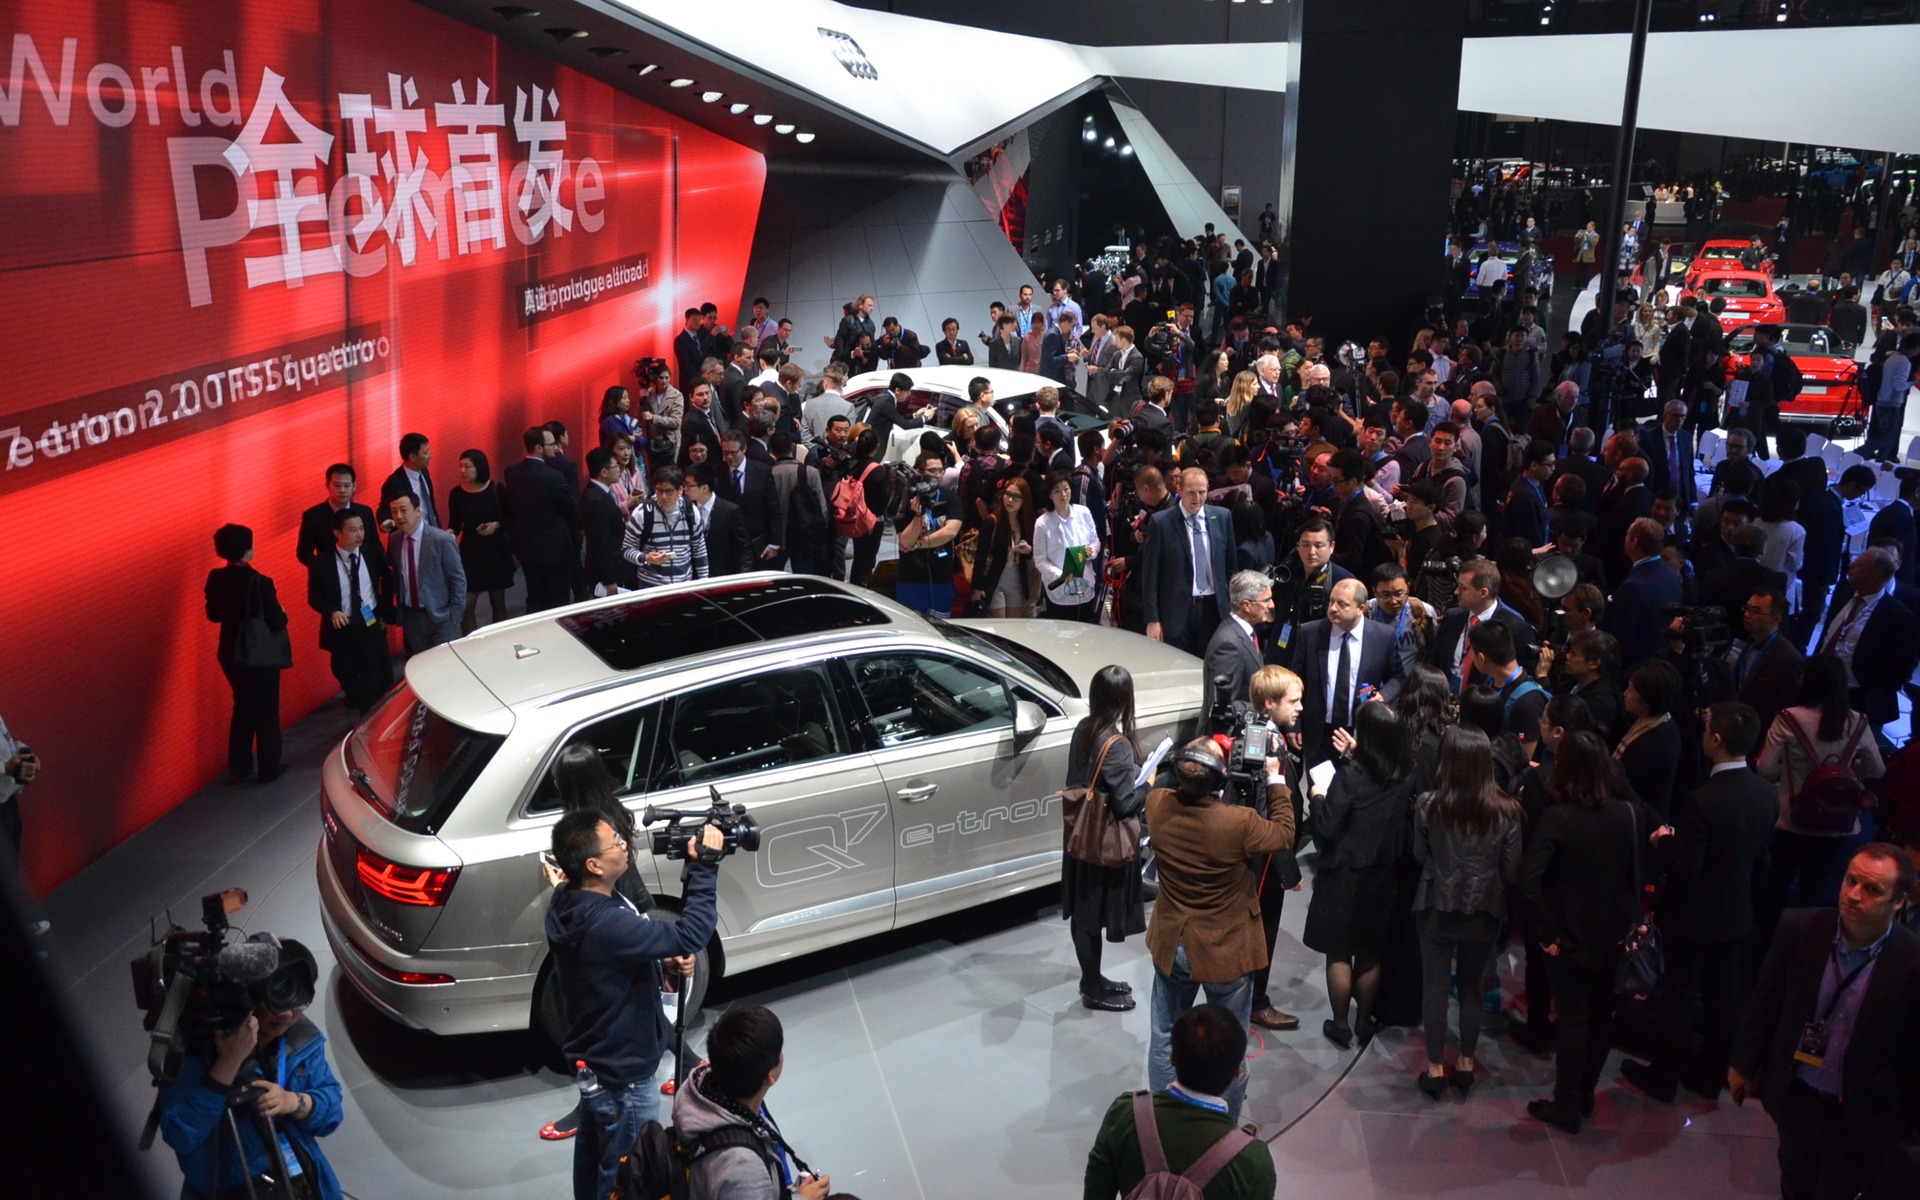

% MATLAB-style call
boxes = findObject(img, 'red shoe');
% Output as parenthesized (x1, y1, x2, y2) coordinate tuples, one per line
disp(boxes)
(539, 1111, 580, 1141)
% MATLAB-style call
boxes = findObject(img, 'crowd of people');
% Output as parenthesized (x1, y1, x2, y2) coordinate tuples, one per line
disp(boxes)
(174, 211, 1920, 1200)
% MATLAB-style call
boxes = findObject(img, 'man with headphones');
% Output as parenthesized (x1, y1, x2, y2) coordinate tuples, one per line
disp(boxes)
(1144, 721, 1299, 1123)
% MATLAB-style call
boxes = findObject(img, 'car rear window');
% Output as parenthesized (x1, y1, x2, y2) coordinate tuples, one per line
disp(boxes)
(1705, 278, 1766, 298)
(556, 578, 888, 671)
(346, 683, 503, 834)
(1701, 246, 1741, 260)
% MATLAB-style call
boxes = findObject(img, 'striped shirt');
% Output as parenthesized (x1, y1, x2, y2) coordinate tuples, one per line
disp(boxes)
(623, 498, 708, 587)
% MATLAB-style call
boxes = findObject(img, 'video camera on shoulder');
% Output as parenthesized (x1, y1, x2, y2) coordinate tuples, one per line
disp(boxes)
(1207, 688, 1272, 815)
(643, 787, 762, 864)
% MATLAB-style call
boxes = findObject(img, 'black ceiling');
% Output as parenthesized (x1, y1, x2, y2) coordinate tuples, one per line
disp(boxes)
(412, 0, 938, 162)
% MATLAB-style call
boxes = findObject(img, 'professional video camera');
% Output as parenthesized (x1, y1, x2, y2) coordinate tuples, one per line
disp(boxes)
(1206, 689, 1273, 815)
(633, 355, 670, 386)
(643, 786, 762, 864)
(1662, 603, 1732, 654)
(893, 475, 941, 522)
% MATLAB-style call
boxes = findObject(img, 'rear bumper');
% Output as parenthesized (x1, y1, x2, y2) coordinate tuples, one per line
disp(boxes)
(317, 840, 540, 1037)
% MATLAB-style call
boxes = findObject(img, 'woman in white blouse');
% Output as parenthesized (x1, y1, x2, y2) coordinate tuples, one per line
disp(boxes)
(1754, 484, 1807, 611)
(1034, 471, 1103, 622)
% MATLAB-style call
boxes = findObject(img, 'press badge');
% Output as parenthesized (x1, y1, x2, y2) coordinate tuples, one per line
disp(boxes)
(276, 1132, 306, 1178)
(1276, 622, 1293, 650)
(1792, 1021, 1828, 1068)
(359, 597, 378, 627)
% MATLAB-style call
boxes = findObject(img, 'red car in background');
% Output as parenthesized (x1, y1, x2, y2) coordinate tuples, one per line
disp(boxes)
(1692, 239, 1774, 276)
(1688, 271, 1787, 326)
(1726, 323, 1866, 434)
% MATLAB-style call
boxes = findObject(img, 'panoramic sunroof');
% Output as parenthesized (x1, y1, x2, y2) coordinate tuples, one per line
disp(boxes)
(555, 578, 888, 671)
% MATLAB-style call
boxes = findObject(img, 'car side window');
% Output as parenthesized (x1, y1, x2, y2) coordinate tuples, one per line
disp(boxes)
(653, 665, 847, 788)
(527, 703, 659, 814)
(849, 654, 1013, 748)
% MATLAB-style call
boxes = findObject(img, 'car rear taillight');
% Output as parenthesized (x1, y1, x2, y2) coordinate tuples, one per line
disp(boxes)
(356, 845, 460, 907)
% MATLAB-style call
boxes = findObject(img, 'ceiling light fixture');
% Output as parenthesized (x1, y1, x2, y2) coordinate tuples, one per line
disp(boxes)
(701, 91, 724, 102)
(543, 27, 587, 42)
(1104, 137, 1115, 148)
(589, 46, 627, 58)
(492, 6, 538, 20)
(1120, 144, 1133, 156)
(795, 133, 815, 144)
(752, 113, 773, 125)
(729, 102, 750, 114)
(774, 123, 794, 134)
(668, 78, 695, 88)
(630, 63, 659, 76)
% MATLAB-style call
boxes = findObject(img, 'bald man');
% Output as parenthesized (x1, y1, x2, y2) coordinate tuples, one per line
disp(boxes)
(1289, 576, 1403, 767)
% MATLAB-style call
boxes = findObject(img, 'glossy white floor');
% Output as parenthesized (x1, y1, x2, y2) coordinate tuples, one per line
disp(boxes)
(44, 696, 1795, 1200)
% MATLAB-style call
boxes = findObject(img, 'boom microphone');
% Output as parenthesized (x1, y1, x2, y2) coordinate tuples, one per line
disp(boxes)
(216, 939, 280, 986)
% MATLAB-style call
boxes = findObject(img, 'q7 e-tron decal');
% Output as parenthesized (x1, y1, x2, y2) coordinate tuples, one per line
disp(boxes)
(755, 804, 887, 888)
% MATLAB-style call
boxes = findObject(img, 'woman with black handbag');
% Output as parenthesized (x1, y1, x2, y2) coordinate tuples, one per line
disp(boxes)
(204, 523, 290, 784)
(1061, 665, 1147, 1013)
(1518, 731, 1658, 1134)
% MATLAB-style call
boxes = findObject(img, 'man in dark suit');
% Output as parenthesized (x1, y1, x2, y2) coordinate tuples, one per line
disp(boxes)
(580, 448, 637, 595)
(304, 507, 394, 714)
(1102, 326, 1147, 416)
(1597, 457, 1654, 587)
(863, 373, 926, 445)
(1641, 401, 1699, 508)
(380, 432, 439, 531)
(719, 341, 754, 431)
(1817, 548, 1920, 729)
(1525, 382, 1581, 453)
(1202, 572, 1272, 730)
(1549, 428, 1608, 514)
(684, 463, 752, 577)
(1728, 846, 1920, 1200)
(546, 421, 589, 602)
(1866, 471, 1919, 585)
(1828, 284, 1869, 347)
(1140, 467, 1235, 654)
(1796, 466, 1874, 644)
(1732, 587, 1804, 734)
(678, 382, 726, 468)
(1424, 557, 1540, 691)
(297, 463, 385, 579)
(1656, 308, 1690, 402)
(1699, 523, 1787, 618)
(673, 307, 706, 391)
(1764, 426, 1827, 518)
(1623, 703, 1787, 1104)
(1708, 429, 1764, 498)
(1040, 313, 1080, 385)
(1606, 518, 1685, 664)
(1500, 439, 1557, 547)
(385, 492, 465, 657)
(716, 430, 780, 566)
(1292, 579, 1403, 766)
(503, 425, 579, 612)
(1328, 450, 1390, 581)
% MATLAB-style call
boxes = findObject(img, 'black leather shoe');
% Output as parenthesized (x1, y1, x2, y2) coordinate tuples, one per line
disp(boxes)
(1322, 1019, 1354, 1049)
(1355, 1019, 1380, 1049)
(1100, 978, 1133, 995)
(1526, 1098, 1581, 1134)
(1082, 991, 1135, 1012)
(1620, 1058, 1678, 1104)
(1416, 1071, 1448, 1099)
(1451, 1066, 1476, 1096)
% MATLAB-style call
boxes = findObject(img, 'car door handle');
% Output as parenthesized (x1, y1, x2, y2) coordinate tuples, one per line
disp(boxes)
(896, 781, 939, 803)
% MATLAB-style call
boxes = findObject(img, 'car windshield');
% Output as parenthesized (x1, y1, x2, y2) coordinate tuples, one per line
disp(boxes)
(931, 618, 1080, 698)
(1703, 277, 1767, 298)
(346, 683, 504, 834)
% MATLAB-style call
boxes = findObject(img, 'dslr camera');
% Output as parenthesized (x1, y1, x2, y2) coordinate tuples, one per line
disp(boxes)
(1661, 603, 1732, 654)
(643, 787, 762, 864)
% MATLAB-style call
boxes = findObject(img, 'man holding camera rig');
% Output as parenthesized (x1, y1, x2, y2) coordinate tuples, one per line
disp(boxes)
(157, 936, 341, 1200)
(546, 810, 725, 1200)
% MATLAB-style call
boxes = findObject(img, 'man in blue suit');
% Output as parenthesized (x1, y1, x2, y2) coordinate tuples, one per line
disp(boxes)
(1866, 470, 1919, 585)
(1500, 438, 1556, 547)
(1605, 517, 1682, 665)
(387, 491, 466, 657)
(1640, 400, 1698, 510)
(1142, 467, 1234, 655)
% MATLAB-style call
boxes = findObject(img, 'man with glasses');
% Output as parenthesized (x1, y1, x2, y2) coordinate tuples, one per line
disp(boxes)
(894, 451, 963, 616)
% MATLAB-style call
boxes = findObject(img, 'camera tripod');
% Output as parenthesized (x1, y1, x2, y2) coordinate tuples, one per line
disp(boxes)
(206, 1084, 311, 1200)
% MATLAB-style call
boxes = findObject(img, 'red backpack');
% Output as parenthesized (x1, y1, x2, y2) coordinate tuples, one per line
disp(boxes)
(829, 463, 878, 538)
(1785, 713, 1870, 834)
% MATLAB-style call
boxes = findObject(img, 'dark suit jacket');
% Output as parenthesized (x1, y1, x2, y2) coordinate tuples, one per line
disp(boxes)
(1700, 558, 1788, 620)
(296, 501, 385, 579)
(716, 458, 778, 555)
(679, 405, 725, 468)
(501, 456, 578, 568)
(1606, 556, 1685, 665)
(1657, 766, 1779, 944)
(1656, 322, 1690, 394)
(1520, 797, 1659, 970)
(1639, 421, 1698, 505)
(1709, 456, 1763, 498)
(1524, 405, 1576, 451)
(1201, 617, 1264, 730)
(1798, 487, 1845, 591)
(701, 496, 753, 577)
(1868, 498, 1918, 585)
(986, 336, 1020, 372)
(1766, 456, 1829, 517)
(1104, 346, 1147, 414)
(1731, 910, 1920, 1162)
(1818, 588, 1919, 724)
(1291, 617, 1404, 764)
(1552, 456, 1609, 514)
(1501, 476, 1550, 547)
(306, 547, 390, 649)
(1598, 483, 1654, 586)
(1735, 634, 1805, 733)
(580, 483, 635, 591)
(1332, 490, 1391, 581)
(1425, 602, 1540, 688)
(380, 465, 435, 526)
(720, 365, 749, 430)
(674, 328, 705, 391)
(1829, 299, 1869, 347)
(204, 563, 288, 667)
(1139, 503, 1235, 643)
(1040, 330, 1077, 384)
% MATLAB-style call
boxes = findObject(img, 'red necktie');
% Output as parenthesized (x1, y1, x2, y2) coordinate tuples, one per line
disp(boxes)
(1460, 615, 1481, 694)
(407, 535, 419, 608)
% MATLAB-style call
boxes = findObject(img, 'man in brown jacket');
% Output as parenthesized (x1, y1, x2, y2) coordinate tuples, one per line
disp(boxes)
(1145, 725, 1298, 1122)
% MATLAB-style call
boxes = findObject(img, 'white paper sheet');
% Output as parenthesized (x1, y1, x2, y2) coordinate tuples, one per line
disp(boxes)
(1135, 735, 1174, 787)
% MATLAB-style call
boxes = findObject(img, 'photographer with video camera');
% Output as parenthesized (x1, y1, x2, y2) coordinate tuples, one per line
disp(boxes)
(546, 806, 727, 1200)
(1267, 518, 1352, 663)
(156, 933, 340, 1200)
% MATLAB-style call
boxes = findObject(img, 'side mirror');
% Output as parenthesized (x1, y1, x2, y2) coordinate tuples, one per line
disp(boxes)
(1014, 700, 1046, 744)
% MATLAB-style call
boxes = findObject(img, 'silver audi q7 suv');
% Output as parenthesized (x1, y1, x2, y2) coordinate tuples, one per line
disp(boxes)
(317, 574, 1203, 1040)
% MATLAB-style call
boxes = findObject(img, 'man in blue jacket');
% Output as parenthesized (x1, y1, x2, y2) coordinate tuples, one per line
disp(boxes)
(547, 810, 724, 1200)
(159, 936, 343, 1200)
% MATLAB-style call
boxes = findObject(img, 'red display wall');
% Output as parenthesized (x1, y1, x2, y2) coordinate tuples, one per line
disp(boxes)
(0, 0, 766, 894)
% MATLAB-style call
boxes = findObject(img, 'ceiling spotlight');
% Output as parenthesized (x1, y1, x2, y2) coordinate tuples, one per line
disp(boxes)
(492, 6, 538, 20)
(1104, 137, 1115, 148)
(752, 113, 773, 125)
(795, 133, 815, 144)
(588, 46, 627, 58)
(668, 78, 695, 88)
(1083, 129, 1096, 142)
(1120, 144, 1133, 156)
(774, 123, 795, 134)
(543, 27, 587, 41)
(701, 91, 724, 102)
(729, 102, 750, 114)
(629, 63, 658, 76)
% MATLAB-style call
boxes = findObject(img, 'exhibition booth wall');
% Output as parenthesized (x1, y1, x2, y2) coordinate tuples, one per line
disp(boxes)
(0, 0, 765, 893)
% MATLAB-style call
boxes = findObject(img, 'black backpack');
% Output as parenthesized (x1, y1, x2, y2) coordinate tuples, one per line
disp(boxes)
(777, 461, 830, 548)
(621, 1119, 785, 1200)
(1767, 346, 1804, 405)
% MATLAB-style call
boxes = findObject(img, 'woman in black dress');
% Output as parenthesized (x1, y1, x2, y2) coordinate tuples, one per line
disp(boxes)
(1614, 658, 1682, 819)
(1304, 702, 1417, 1048)
(203, 524, 287, 784)
(447, 450, 515, 633)
(1519, 731, 1657, 1134)
(1060, 665, 1147, 1012)
(1370, 664, 1456, 1028)
(1509, 692, 1595, 1053)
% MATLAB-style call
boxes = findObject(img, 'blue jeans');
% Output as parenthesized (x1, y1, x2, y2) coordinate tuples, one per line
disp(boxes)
(1148, 941, 1254, 1121)
(575, 1072, 661, 1200)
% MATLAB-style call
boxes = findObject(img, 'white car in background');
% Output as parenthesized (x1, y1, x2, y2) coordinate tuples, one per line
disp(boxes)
(842, 366, 1110, 463)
